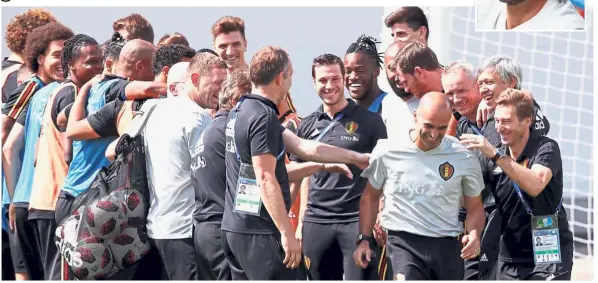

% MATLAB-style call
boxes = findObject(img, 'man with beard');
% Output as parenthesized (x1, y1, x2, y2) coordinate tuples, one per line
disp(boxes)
(211, 16, 248, 71)
(2, 23, 74, 280)
(479, 0, 584, 30)
(291, 54, 386, 280)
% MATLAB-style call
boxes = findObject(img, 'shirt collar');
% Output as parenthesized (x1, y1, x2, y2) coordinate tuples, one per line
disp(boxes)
(502, 132, 541, 162)
(316, 99, 358, 120)
(102, 74, 128, 83)
(243, 94, 280, 115)
(215, 109, 230, 119)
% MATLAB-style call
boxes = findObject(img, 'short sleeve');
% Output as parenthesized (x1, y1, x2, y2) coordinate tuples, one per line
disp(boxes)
(360, 141, 388, 190)
(462, 152, 485, 197)
(15, 103, 30, 125)
(2, 81, 40, 119)
(248, 111, 283, 158)
(87, 100, 124, 138)
(371, 114, 388, 146)
(105, 79, 130, 102)
(63, 103, 73, 121)
(531, 138, 562, 177)
(51, 85, 77, 132)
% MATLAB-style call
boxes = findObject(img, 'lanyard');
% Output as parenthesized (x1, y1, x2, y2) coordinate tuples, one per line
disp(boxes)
(467, 124, 563, 216)
(315, 113, 344, 141)
(231, 96, 286, 162)
(367, 92, 387, 113)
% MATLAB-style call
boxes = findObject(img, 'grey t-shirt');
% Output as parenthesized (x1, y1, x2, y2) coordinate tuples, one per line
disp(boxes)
(361, 133, 484, 237)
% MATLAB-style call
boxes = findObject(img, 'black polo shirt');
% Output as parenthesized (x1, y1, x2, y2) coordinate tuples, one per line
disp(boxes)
(191, 109, 229, 223)
(221, 94, 289, 235)
(481, 134, 573, 263)
(290, 99, 387, 223)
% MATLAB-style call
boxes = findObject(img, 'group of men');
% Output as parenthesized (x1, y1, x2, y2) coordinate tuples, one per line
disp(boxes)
(1, 5, 574, 281)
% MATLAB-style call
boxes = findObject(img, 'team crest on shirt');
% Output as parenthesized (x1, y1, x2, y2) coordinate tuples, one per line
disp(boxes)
(438, 161, 455, 181)
(345, 121, 358, 134)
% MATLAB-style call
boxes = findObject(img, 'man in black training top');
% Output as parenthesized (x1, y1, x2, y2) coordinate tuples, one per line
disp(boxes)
(221, 46, 371, 280)
(460, 89, 573, 280)
(291, 54, 387, 280)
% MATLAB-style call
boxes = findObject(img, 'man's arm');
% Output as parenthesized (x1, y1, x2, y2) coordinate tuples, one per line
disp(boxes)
(122, 81, 166, 100)
(463, 195, 485, 238)
(282, 129, 368, 169)
(66, 78, 96, 138)
(358, 183, 383, 237)
(105, 138, 120, 162)
(286, 161, 352, 183)
(1, 115, 15, 146)
(2, 124, 25, 199)
(66, 100, 122, 141)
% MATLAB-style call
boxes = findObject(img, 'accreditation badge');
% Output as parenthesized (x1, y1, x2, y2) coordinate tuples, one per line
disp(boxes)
(233, 163, 263, 216)
(531, 214, 562, 264)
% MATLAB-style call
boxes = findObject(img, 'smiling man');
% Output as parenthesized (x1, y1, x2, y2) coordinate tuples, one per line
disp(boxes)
(211, 16, 248, 71)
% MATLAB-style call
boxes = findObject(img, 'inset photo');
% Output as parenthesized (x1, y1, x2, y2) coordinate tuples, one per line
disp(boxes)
(476, 0, 585, 31)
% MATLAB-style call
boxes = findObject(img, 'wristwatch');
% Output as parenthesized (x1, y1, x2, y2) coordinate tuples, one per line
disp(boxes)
(491, 148, 507, 163)
(356, 233, 373, 246)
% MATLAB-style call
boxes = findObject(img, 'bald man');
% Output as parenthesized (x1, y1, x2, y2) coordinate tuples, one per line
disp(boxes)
(167, 62, 189, 97)
(354, 92, 485, 280)
(58, 39, 166, 227)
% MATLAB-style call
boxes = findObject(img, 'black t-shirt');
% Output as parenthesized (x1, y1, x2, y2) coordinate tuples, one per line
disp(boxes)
(50, 80, 78, 132)
(221, 94, 289, 234)
(481, 135, 573, 263)
(87, 98, 147, 138)
(2, 76, 43, 123)
(62, 75, 130, 119)
(192, 109, 229, 223)
(2, 58, 21, 104)
(290, 99, 387, 223)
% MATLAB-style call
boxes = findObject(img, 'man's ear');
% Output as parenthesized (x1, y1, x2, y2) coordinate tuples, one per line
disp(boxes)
(191, 73, 200, 86)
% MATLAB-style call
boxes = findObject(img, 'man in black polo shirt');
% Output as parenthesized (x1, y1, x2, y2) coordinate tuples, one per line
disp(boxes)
(221, 47, 370, 280)
(291, 54, 387, 280)
(460, 88, 573, 280)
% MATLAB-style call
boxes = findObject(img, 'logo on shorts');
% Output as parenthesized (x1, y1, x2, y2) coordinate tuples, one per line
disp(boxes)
(345, 121, 358, 135)
(395, 273, 406, 281)
(438, 161, 454, 181)
(304, 255, 311, 270)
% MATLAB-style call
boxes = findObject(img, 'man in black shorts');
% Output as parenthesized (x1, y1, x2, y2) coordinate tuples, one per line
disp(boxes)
(221, 46, 371, 280)
(291, 54, 387, 280)
(460, 88, 573, 280)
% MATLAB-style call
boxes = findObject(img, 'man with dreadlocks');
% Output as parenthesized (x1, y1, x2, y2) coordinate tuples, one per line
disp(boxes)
(291, 53, 387, 280)
(27, 33, 104, 280)
(1, 23, 73, 281)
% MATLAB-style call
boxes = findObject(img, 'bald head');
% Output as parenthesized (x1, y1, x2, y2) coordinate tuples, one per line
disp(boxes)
(166, 62, 189, 97)
(417, 91, 452, 120)
(118, 39, 156, 81)
(384, 41, 404, 67)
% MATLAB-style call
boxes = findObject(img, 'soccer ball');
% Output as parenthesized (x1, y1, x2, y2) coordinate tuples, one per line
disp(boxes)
(113, 189, 146, 228)
(73, 241, 114, 280)
(86, 195, 128, 240)
(108, 227, 150, 270)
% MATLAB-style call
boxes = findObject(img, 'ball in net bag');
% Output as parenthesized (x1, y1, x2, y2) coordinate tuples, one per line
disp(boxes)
(85, 195, 128, 239)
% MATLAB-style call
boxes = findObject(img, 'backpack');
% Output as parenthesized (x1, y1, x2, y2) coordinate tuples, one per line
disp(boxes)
(55, 100, 159, 280)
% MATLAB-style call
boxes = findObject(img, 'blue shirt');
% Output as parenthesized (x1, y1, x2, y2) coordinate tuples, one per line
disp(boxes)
(12, 82, 60, 205)
(62, 79, 121, 197)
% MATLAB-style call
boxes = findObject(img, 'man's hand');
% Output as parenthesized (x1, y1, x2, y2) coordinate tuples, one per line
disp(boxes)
(322, 163, 353, 179)
(8, 203, 16, 232)
(459, 134, 496, 158)
(476, 99, 490, 128)
(373, 214, 386, 246)
(353, 153, 370, 170)
(281, 232, 302, 269)
(295, 224, 303, 249)
(460, 231, 481, 259)
(353, 241, 373, 269)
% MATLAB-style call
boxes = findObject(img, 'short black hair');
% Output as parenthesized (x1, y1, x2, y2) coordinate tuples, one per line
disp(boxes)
(346, 34, 383, 68)
(197, 48, 219, 56)
(152, 44, 196, 75)
(104, 40, 125, 61)
(25, 22, 74, 73)
(384, 7, 429, 40)
(311, 53, 345, 79)
(61, 34, 99, 79)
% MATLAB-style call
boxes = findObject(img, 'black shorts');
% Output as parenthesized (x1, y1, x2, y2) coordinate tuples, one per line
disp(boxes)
(222, 230, 304, 280)
(302, 221, 374, 280)
(151, 237, 197, 280)
(193, 220, 231, 280)
(54, 191, 76, 225)
(12, 206, 44, 279)
(495, 257, 572, 280)
(29, 219, 61, 280)
(2, 229, 16, 280)
(386, 230, 463, 280)
(464, 207, 501, 280)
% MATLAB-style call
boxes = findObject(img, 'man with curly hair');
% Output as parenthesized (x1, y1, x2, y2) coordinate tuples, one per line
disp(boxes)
(2, 9, 56, 105)
(112, 13, 155, 44)
(153, 44, 196, 84)
(1, 22, 73, 281)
